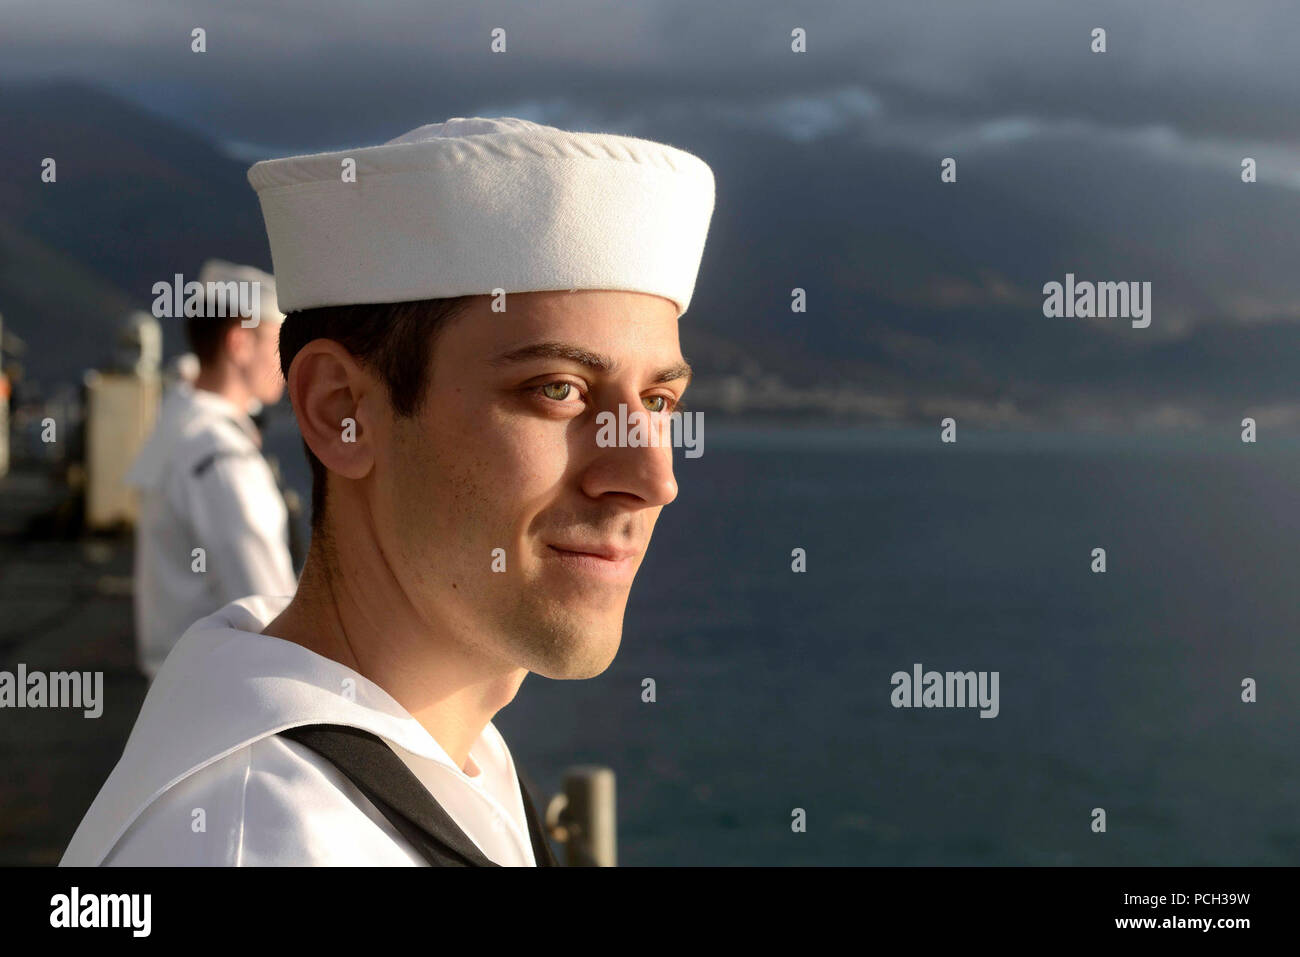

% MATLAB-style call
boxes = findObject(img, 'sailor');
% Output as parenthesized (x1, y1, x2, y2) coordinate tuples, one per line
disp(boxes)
(61, 116, 715, 866)
(125, 260, 297, 680)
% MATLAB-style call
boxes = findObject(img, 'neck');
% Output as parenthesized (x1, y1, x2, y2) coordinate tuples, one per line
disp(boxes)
(193, 362, 252, 417)
(261, 523, 527, 774)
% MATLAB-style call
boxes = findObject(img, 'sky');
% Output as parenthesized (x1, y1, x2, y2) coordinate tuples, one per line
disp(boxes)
(3, 0, 1299, 182)
(5, 0, 1300, 427)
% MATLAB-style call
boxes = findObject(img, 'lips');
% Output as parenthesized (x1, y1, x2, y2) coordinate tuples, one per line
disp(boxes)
(541, 535, 643, 585)
(547, 543, 639, 563)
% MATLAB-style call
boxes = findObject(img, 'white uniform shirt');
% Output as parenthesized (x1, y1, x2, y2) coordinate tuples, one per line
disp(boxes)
(60, 595, 538, 867)
(127, 384, 297, 678)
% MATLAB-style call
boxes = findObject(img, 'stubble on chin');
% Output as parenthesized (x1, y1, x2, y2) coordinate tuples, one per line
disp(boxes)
(491, 595, 627, 680)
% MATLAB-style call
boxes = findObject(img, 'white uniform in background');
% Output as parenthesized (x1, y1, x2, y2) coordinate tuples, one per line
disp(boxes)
(59, 595, 540, 867)
(126, 383, 296, 678)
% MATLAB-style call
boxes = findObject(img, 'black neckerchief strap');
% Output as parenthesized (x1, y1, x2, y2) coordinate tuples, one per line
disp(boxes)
(278, 723, 556, 867)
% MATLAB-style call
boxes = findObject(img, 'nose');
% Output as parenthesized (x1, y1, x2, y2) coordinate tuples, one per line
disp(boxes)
(580, 407, 679, 508)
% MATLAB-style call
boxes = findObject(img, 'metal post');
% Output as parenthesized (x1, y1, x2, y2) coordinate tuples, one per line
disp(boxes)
(545, 766, 616, 866)
(0, 311, 8, 480)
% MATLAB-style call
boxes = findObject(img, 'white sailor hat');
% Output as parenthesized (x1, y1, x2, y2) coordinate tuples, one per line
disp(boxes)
(196, 259, 285, 323)
(246, 117, 716, 318)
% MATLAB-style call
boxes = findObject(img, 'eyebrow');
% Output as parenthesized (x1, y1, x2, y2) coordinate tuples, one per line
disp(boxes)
(488, 340, 693, 385)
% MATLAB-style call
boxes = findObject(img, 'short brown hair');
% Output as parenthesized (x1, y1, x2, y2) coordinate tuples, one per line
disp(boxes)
(277, 297, 476, 532)
(185, 315, 242, 365)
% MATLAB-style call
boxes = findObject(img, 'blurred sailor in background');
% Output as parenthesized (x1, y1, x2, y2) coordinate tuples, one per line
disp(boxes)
(125, 259, 297, 679)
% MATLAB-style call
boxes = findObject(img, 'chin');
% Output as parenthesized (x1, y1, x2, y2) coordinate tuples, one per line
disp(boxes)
(488, 592, 629, 678)
(524, 625, 623, 680)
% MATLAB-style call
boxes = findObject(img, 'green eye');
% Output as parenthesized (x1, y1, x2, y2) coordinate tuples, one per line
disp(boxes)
(643, 395, 667, 413)
(541, 382, 572, 400)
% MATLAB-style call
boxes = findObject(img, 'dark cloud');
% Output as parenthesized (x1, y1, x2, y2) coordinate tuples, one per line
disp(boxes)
(2, 0, 1298, 151)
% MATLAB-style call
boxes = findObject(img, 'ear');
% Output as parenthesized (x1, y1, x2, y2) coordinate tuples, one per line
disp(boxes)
(287, 339, 378, 482)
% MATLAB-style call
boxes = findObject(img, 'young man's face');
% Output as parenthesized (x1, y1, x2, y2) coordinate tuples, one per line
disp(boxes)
(250, 319, 287, 405)
(228, 318, 286, 406)
(373, 290, 687, 679)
